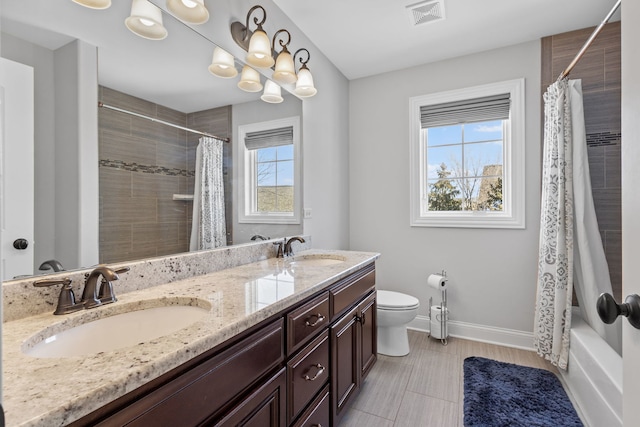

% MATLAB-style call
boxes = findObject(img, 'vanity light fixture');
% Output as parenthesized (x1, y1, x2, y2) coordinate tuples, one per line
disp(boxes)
(71, 0, 111, 9)
(237, 65, 263, 92)
(125, 0, 168, 40)
(272, 29, 297, 85)
(208, 47, 238, 78)
(293, 48, 317, 97)
(166, 0, 209, 24)
(261, 80, 284, 103)
(230, 5, 274, 68)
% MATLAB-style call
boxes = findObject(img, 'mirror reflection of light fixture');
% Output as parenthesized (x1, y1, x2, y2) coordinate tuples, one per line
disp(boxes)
(272, 29, 297, 85)
(238, 65, 263, 92)
(208, 47, 238, 78)
(125, 0, 168, 40)
(166, 0, 209, 24)
(230, 5, 274, 69)
(261, 80, 283, 104)
(71, 0, 111, 9)
(293, 48, 317, 98)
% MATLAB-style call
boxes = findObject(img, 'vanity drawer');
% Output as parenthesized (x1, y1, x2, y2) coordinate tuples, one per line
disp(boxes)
(330, 266, 375, 318)
(287, 329, 330, 424)
(98, 319, 284, 427)
(287, 291, 330, 355)
(292, 385, 330, 427)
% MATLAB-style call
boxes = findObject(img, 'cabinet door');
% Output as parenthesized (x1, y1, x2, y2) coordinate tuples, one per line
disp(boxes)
(330, 305, 359, 424)
(212, 368, 286, 427)
(359, 292, 377, 380)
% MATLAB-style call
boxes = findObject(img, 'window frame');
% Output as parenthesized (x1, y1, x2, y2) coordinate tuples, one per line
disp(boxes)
(409, 79, 526, 229)
(238, 116, 301, 225)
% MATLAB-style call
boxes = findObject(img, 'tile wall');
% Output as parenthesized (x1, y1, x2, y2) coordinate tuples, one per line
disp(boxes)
(541, 22, 621, 300)
(98, 87, 232, 264)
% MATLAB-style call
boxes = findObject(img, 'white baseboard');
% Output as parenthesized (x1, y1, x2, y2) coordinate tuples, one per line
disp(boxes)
(407, 315, 535, 351)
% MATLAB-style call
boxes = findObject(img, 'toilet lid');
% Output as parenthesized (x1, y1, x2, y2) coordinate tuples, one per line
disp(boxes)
(377, 290, 420, 310)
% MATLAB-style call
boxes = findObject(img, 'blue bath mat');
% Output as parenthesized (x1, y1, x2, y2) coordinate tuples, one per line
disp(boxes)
(463, 357, 583, 427)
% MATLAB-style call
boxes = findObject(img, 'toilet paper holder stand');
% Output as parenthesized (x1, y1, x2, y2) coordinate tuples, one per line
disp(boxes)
(428, 270, 448, 345)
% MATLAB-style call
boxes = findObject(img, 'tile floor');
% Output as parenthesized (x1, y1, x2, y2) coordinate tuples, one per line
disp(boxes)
(339, 330, 562, 427)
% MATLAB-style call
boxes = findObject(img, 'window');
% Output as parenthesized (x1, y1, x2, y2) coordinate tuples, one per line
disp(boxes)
(409, 79, 525, 228)
(238, 116, 301, 224)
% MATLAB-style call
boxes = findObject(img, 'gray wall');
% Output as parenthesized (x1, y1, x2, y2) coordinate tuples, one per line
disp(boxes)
(349, 40, 542, 334)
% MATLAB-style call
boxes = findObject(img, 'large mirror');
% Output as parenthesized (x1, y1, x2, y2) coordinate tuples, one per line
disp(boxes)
(0, 0, 303, 280)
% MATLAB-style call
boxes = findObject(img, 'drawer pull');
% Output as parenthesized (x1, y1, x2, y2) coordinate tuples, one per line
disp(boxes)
(303, 363, 325, 381)
(305, 313, 325, 327)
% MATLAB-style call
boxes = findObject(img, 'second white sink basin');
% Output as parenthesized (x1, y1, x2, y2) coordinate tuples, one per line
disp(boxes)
(24, 301, 210, 358)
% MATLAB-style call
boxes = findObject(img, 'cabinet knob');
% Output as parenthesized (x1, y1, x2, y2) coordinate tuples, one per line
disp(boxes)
(597, 293, 640, 329)
(305, 313, 325, 327)
(302, 363, 325, 381)
(13, 238, 29, 250)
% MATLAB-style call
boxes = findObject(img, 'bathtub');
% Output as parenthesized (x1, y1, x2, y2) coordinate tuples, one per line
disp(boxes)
(561, 308, 622, 427)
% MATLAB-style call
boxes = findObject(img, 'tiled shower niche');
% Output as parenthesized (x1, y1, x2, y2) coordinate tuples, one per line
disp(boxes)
(98, 86, 232, 264)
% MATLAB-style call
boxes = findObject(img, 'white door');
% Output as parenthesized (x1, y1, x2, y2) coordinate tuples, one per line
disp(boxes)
(0, 57, 34, 280)
(622, 2, 640, 426)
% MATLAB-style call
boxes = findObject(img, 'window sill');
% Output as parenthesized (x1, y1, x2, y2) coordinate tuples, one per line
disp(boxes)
(410, 211, 525, 229)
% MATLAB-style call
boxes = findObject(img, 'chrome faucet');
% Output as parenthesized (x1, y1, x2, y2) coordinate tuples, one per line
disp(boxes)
(38, 259, 65, 272)
(284, 236, 306, 257)
(251, 234, 270, 241)
(81, 265, 129, 309)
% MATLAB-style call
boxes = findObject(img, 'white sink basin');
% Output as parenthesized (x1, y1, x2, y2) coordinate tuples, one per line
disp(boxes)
(24, 302, 210, 358)
(288, 254, 346, 267)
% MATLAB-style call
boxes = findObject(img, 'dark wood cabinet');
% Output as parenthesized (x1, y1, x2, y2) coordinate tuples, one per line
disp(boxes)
(72, 263, 376, 427)
(212, 368, 287, 427)
(330, 289, 377, 426)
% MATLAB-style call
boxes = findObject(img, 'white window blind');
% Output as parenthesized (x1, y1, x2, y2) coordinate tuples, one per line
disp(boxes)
(419, 93, 511, 128)
(244, 126, 293, 150)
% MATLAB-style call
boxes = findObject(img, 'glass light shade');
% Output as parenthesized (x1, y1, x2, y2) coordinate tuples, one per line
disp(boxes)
(208, 47, 238, 78)
(294, 67, 317, 97)
(166, 0, 209, 24)
(272, 50, 297, 85)
(246, 29, 274, 68)
(125, 0, 167, 40)
(72, 0, 111, 9)
(237, 66, 263, 92)
(261, 80, 284, 104)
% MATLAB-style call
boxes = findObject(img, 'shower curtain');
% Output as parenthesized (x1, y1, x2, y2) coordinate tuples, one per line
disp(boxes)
(190, 136, 227, 251)
(534, 79, 620, 369)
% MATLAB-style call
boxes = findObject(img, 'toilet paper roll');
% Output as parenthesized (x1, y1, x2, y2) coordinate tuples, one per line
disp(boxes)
(427, 274, 447, 290)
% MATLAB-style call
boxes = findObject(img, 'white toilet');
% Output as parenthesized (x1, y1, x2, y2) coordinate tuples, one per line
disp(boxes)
(376, 290, 420, 356)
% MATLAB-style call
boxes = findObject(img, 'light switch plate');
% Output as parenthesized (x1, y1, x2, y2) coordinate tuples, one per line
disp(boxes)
(303, 208, 312, 219)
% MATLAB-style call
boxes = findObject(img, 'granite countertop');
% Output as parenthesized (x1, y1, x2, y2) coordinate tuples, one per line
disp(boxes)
(2, 249, 379, 427)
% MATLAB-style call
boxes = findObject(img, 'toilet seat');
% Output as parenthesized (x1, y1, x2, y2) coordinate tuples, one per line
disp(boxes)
(377, 290, 419, 311)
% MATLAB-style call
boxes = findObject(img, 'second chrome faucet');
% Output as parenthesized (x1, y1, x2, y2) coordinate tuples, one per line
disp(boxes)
(274, 236, 306, 258)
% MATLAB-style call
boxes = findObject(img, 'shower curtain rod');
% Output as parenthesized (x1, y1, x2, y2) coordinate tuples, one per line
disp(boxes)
(98, 102, 230, 143)
(558, 0, 621, 80)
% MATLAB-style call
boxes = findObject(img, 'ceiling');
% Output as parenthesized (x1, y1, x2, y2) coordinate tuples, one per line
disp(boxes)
(0, 0, 621, 112)
(274, 0, 621, 80)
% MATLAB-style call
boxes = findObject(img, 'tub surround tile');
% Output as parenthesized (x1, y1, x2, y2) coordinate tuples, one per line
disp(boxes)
(2, 245, 379, 427)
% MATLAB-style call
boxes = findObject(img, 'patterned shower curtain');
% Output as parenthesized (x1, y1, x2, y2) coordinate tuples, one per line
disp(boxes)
(534, 78, 575, 369)
(190, 136, 227, 251)
(534, 78, 620, 368)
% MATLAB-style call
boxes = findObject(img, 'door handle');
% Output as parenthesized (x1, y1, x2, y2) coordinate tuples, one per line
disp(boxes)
(597, 292, 640, 329)
(13, 238, 29, 250)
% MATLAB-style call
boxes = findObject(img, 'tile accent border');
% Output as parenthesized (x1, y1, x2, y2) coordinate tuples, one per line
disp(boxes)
(586, 131, 622, 147)
(100, 159, 194, 177)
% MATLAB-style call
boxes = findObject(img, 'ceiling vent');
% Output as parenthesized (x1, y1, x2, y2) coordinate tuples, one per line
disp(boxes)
(406, 0, 445, 26)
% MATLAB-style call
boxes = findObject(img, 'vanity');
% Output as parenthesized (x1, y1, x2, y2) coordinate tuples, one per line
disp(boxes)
(2, 247, 379, 426)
